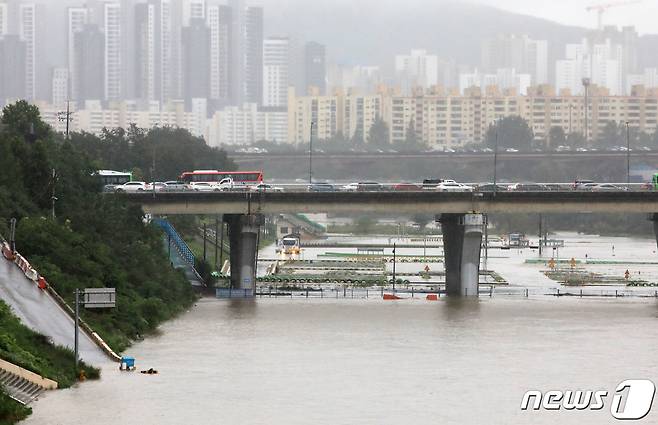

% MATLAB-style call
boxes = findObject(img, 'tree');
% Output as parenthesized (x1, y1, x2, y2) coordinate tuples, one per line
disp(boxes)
(597, 121, 623, 148)
(395, 119, 427, 151)
(485, 116, 534, 151)
(411, 214, 432, 229)
(354, 216, 375, 234)
(367, 118, 390, 148)
(566, 132, 586, 148)
(548, 126, 566, 149)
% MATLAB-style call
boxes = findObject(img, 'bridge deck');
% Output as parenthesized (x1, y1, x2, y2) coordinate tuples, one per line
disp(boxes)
(127, 191, 658, 215)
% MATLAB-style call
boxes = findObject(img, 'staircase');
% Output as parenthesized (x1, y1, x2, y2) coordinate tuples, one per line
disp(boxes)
(153, 219, 204, 287)
(0, 359, 57, 405)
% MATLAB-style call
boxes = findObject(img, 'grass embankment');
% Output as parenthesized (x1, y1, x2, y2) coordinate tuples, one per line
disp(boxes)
(0, 300, 99, 425)
(0, 388, 30, 425)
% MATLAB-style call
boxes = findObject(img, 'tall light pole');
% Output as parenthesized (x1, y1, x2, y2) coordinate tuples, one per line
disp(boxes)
(493, 120, 499, 193)
(309, 121, 315, 185)
(582, 78, 591, 146)
(625, 121, 631, 184)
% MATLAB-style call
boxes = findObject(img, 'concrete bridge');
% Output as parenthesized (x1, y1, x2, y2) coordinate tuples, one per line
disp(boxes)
(127, 191, 658, 297)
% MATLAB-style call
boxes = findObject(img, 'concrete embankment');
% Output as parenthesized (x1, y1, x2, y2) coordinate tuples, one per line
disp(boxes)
(0, 252, 108, 366)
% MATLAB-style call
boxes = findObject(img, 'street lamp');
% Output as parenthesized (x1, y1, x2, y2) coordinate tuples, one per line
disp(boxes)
(582, 78, 591, 146)
(493, 119, 499, 193)
(309, 121, 315, 185)
(625, 121, 630, 184)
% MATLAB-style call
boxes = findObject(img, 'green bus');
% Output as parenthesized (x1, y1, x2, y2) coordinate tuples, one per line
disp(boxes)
(653, 173, 658, 190)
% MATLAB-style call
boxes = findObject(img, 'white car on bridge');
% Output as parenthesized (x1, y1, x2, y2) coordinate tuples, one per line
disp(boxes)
(435, 182, 473, 192)
(115, 181, 147, 192)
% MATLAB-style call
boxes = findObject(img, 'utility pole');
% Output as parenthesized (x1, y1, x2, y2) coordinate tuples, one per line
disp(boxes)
(203, 223, 207, 262)
(219, 220, 225, 268)
(57, 101, 74, 140)
(214, 217, 219, 269)
(51, 169, 57, 220)
(309, 121, 315, 184)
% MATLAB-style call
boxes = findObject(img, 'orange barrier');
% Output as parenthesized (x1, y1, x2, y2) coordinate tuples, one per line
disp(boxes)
(383, 293, 402, 300)
(426, 294, 439, 301)
(1, 243, 15, 261)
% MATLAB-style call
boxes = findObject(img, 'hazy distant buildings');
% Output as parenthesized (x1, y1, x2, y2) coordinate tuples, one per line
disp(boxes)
(0, 34, 26, 104)
(103, 1, 123, 101)
(304, 41, 326, 95)
(74, 25, 105, 102)
(395, 49, 438, 94)
(627, 68, 658, 93)
(182, 17, 210, 104)
(556, 38, 622, 95)
(262, 37, 289, 108)
(481, 34, 548, 85)
(459, 68, 531, 95)
(328, 65, 382, 94)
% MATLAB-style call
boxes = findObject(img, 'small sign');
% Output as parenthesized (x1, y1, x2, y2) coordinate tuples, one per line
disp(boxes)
(83, 288, 116, 309)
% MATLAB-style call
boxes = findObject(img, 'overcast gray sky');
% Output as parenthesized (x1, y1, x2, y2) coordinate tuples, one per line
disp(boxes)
(474, 0, 657, 34)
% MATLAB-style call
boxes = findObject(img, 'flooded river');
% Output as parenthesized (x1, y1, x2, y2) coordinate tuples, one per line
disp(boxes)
(22, 234, 658, 425)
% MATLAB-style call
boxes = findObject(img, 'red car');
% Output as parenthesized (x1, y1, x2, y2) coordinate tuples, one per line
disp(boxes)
(393, 183, 421, 191)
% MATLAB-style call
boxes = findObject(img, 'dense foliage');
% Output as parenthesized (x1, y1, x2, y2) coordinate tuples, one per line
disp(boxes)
(0, 101, 221, 353)
(0, 386, 31, 425)
(69, 125, 235, 181)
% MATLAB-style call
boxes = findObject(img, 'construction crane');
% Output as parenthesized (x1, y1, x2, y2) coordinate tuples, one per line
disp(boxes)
(586, 0, 642, 30)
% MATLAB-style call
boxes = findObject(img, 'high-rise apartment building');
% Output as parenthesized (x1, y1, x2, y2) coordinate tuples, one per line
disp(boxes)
(207, 2, 231, 106)
(305, 41, 326, 95)
(18, 3, 36, 100)
(556, 38, 622, 96)
(0, 2, 8, 37)
(0, 34, 26, 104)
(244, 6, 263, 104)
(103, 2, 122, 101)
(394, 49, 438, 94)
(67, 7, 89, 100)
(74, 25, 105, 102)
(182, 17, 209, 104)
(263, 37, 289, 108)
(51, 68, 69, 107)
(134, 0, 172, 104)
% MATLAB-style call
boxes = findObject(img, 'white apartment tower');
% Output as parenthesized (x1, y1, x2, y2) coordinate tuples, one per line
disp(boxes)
(263, 37, 289, 108)
(103, 2, 122, 101)
(0, 2, 8, 37)
(51, 68, 69, 107)
(556, 38, 622, 95)
(395, 50, 439, 94)
(19, 3, 36, 99)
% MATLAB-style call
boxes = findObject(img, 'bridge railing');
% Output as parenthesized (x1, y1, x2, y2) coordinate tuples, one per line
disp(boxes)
(153, 218, 196, 266)
(117, 182, 655, 194)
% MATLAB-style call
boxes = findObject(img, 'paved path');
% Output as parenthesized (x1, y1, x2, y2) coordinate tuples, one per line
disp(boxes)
(0, 258, 107, 366)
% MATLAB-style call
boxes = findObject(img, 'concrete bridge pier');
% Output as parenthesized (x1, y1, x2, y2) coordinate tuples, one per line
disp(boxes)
(440, 213, 484, 296)
(224, 214, 264, 293)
